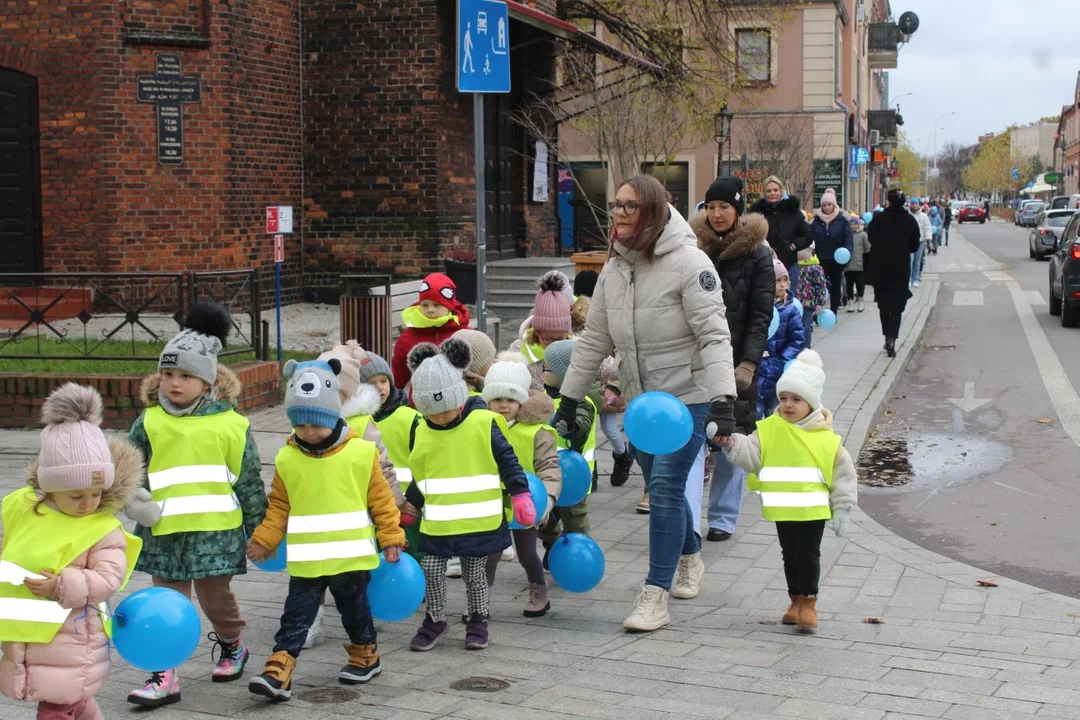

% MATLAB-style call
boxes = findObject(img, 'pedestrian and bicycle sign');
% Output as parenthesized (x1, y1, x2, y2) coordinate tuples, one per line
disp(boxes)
(457, 0, 510, 93)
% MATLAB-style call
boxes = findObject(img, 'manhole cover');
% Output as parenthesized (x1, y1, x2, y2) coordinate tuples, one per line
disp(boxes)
(297, 687, 361, 704)
(450, 676, 511, 693)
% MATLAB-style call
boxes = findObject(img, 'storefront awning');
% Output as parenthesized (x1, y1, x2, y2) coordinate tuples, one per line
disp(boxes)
(504, 1, 664, 76)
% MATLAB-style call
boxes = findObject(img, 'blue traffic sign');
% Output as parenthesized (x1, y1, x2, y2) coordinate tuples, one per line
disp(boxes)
(1012, 167, 1020, 180)
(856, 147, 869, 165)
(457, 0, 510, 93)
(849, 146, 859, 167)
(849, 162, 859, 180)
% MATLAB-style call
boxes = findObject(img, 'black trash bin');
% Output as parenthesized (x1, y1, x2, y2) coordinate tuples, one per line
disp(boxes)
(443, 259, 477, 305)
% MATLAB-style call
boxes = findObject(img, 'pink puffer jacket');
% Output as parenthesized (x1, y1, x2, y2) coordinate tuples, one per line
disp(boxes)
(0, 432, 143, 705)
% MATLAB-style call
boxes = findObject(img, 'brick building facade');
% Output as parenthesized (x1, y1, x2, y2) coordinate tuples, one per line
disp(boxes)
(1, 0, 563, 296)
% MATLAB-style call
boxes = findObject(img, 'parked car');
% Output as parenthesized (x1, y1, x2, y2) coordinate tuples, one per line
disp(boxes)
(949, 200, 965, 219)
(1015, 199, 1041, 225)
(1049, 212, 1080, 327)
(1069, 194, 1080, 210)
(957, 203, 986, 224)
(1017, 201, 1046, 227)
(1029, 209, 1077, 260)
(1049, 195, 1072, 210)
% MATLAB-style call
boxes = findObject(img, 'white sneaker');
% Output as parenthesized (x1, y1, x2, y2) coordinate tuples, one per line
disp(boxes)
(671, 553, 705, 599)
(913, 281, 920, 288)
(857, 298, 865, 313)
(303, 606, 326, 649)
(622, 584, 669, 632)
(501, 543, 516, 562)
(846, 299, 855, 313)
(446, 557, 462, 578)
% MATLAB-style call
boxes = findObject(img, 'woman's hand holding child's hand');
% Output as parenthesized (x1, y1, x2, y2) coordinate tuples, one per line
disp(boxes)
(25, 570, 58, 599)
(246, 542, 271, 563)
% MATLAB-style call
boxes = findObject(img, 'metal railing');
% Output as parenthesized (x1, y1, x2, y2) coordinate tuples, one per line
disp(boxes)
(868, 23, 899, 52)
(188, 269, 264, 360)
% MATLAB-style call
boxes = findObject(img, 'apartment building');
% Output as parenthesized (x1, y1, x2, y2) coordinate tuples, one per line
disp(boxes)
(1055, 72, 1080, 197)
(1011, 122, 1058, 171)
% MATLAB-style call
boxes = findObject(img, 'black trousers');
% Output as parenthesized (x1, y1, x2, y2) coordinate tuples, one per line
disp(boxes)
(274, 571, 375, 657)
(845, 271, 865, 300)
(776, 520, 826, 596)
(820, 259, 845, 313)
(879, 309, 902, 339)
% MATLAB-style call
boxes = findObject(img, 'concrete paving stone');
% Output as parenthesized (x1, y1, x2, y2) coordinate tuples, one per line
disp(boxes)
(939, 603, 990, 615)
(821, 676, 929, 699)
(978, 649, 1073, 669)
(616, 693, 739, 718)
(836, 552, 880, 568)
(771, 647, 891, 681)
(997, 682, 1080, 707)
(981, 615, 1080, 635)
(883, 656, 1000, 679)
(884, 714, 943, 720)
(663, 683, 787, 713)
(1027, 641, 1080, 662)
(935, 652, 1049, 674)
(828, 564, 874, 580)
(881, 667, 1003, 696)
(922, 688, 1043, 714)
(773, 697, 886, 720)
(1036, 704, 1080, 718)
(944, 588, 992, 606)
(859, 693, 953, 717)
(950, 633, 1031, 654)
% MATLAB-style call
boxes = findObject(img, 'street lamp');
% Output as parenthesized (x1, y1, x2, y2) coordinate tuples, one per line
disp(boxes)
(714, 105, 732, 177)
(932, 111, 956, 170)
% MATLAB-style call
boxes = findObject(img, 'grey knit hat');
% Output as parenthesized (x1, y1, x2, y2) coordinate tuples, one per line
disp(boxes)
(284, 359, 343, 429)
(357, 350, 394, 386)
(544, 339, 576, 382)
(453, 329, 497, 374)
(408, 339, 470, 416)
(159, 301, 230, 387)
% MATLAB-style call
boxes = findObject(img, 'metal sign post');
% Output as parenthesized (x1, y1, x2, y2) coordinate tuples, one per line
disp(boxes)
(458, 0, 510, 333)
(266, 205, 293, 363)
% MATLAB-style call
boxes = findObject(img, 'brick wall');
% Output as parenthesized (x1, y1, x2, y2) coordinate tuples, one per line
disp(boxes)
(0, 361, 281, 430)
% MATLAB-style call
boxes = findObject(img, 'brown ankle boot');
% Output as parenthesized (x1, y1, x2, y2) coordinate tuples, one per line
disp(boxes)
(782, 594, 801, 625)
(797, 595, 818, 632)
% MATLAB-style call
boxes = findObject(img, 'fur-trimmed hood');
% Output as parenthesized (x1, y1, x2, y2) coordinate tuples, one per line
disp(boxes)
(515, 389, 554, 426)
(691, 211, 770, 262)
(140, 364, 242, 407)
(749, 195, 803, 215)
(26, 434, 145, 516)
(342, 382, 382, 419)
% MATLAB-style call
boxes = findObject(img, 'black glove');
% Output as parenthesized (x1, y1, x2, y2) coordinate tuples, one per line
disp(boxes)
(704, 400, 735, 439)
(552, 397, 580, 439)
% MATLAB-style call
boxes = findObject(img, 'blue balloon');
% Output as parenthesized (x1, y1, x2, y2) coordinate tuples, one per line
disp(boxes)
(791, 296, 804, 316)
(818, 309, 837, 329)
(511, 472, 549, 528)
(834, 247, 852, 264)
(624, 391, 693, 455)
(555, 452, 590, 508)
(112, 588, 201, 672)
(368, 552, 425, 622)
(548, 533, 605, 593)
(253, 538, 288, 572)
(862, 212, 874, 224)
(785, 359, 795, 372)
(768, 306, 780, 339)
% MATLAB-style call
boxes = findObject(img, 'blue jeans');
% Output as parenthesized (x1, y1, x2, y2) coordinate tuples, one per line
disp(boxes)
(802, 307, 815, 348)
(943, 225, 950, 245)
(910, 244, 925, 284)
(787, 263, 801, 298)
(632, 402, 708, 590)
(707, 451, 747, 534)
(274, 571, 375, 657)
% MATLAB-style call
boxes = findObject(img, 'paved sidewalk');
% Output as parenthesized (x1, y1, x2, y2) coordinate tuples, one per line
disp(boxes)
(3, 228, 1080, 719)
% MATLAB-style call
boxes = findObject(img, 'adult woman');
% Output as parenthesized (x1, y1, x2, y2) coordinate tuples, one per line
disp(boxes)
(749, 176, 814, 295)
(689, 177, 775, 543)
(553, 174, 736, 632)
(809, 188, 853, 315)
(867, 188, 921, 357)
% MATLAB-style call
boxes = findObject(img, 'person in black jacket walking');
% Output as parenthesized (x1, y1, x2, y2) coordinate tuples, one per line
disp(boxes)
(749, 176, 814, 296)
(867, 188, 921, 357)
(690, 177, 775, 542)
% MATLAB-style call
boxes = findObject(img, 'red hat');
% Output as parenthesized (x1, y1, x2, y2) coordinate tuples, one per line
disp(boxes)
(419, 273, 459, 313)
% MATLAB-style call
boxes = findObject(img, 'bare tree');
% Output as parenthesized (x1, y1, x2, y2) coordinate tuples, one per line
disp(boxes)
(729, 114, 821, 208)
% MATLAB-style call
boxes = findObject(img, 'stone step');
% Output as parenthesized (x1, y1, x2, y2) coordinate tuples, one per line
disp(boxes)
(484, 275, 548, 292)
(486, 258, 575, 279)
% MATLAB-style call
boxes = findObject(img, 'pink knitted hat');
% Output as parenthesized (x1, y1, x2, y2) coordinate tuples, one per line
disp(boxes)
(821, 188, 838, 207)
(772, 257, 789, 280)
(531, 271, 572, 334)
(37, 383, 114, 492)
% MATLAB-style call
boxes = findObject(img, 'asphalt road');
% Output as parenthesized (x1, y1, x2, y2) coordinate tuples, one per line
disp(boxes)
(859, 218, 1080, 598)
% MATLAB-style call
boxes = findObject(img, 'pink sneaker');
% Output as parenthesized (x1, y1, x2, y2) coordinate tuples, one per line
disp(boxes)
(210, 632, 250, 682)
(127, 669, 180, 707)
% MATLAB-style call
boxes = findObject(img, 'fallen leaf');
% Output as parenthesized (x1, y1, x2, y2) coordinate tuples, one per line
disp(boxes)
(976, 579, 999, 587)
(1068, 614, 1080, 619)
(758, 620, 777, 625)
(960, 452, 968, 457)
(863, 617, 886, 624)
(1038, 418, 1053, 424)
(990, 522, 998, 526)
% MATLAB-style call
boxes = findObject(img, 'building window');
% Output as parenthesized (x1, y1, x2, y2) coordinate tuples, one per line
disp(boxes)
(736, 29, 771, 83)
(642, 162, 690, 219)
(563, 161, 609, 250)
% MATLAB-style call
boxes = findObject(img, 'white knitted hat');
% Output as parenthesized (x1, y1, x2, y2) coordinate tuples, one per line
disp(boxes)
(776, 349, 826, 409)
(482, 352, 532, 405)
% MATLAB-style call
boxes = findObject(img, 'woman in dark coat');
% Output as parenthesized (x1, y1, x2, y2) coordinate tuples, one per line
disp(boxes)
(748, 176, 814, 295)
(810, 188, 854, 314)
(867, 188, 921, 357)
(690, 176, 775, 541)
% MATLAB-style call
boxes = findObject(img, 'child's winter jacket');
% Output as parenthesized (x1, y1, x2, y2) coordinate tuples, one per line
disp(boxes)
(0, 436, 143, 706)
(795, 257, 829, 314)
(848, 231, 871, 273)
(391, 308, 470, 390)
(759, 294, 806, 403)
(508, 390, 563, 515)
(129, 366, 267, 580)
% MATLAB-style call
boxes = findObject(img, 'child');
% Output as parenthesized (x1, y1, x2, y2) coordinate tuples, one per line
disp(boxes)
(246, 359, 405, 701)
(482, 353, 561, 616)
(537, 339, 597, 563)
(510, 271, 574, 391)
(391, 272, 471, 390)
(0, 384, 143, 720)
(124, 302, 267, 707)
(845, 217, 870, 314)
(453, 329, 498, 396)
(402, 339, 535, 651)
(570, 270, 598, 334)
(758, 261, 806, 419)
(717, 350, 856, 631)
(363, 351, 423, 562)
(795, 246, 829, 349)
(304, 341, 409, 648)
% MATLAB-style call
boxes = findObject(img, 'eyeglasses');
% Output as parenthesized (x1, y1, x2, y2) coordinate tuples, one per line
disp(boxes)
(607, 201, 640, 215)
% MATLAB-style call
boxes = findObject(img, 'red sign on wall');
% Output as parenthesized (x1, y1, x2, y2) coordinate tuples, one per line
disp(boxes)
(274, 235, 284, 264)
(266, 207, 280, 234)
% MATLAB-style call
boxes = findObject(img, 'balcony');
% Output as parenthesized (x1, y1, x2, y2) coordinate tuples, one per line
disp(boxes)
(867, 110, 899, 139)
(868, 23, 899, 69)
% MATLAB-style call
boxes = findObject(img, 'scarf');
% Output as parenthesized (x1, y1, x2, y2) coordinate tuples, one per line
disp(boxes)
(158, 389, 208, 417)
(815, 206, 841, 226)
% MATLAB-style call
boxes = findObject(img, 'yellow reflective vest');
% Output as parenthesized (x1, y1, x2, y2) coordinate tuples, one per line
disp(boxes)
(143, 406, 249, 536)
(409, 409, 508, 536)
(0, 488, 141, 643)
(747, 415, 839, 522)
(374, 405, 420, 491)
(276, 439, 380, 577)
(505, 421, 556, 476)
(553, 396, 597, 475)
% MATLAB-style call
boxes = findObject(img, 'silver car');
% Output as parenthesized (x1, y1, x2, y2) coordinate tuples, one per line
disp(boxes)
(1018, 201, 1047, 228)
(1029, 209, 1078, 260)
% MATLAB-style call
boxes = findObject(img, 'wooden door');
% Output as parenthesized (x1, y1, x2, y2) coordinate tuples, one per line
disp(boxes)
(0, 69, 42, 274)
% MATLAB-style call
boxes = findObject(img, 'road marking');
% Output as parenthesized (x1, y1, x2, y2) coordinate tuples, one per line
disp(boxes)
(953, 291, 984, 306)
(921, 273, 940, 281)
(1023, 290, 1045, 306)
(947, 382, 991, 412)
(985, 271, 1010, 282)
(993, 481, 1047, 500)
(1005, 277, 1080, 448)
